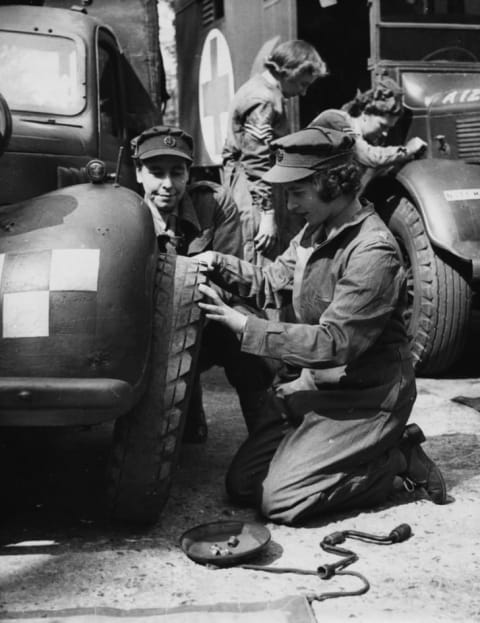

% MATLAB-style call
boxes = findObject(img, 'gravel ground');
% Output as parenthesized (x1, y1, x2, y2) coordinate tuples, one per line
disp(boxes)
(0, 364, 479, 623)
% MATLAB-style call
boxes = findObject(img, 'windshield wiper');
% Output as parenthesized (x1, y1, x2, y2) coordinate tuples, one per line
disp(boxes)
(20, 117, 83, 128)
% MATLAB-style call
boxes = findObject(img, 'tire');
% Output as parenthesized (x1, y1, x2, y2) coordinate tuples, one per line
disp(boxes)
(107, 253, 205, 524)
(385, 197, 471, 376)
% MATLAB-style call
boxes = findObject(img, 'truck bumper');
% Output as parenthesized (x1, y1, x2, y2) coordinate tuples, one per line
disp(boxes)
(0, 378, 134, 426)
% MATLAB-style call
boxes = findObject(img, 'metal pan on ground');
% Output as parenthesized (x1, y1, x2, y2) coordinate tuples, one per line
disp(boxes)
(180, 520, 271, 567)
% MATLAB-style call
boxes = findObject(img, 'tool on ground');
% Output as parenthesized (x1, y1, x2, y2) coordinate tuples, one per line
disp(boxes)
(180, 520, 271, 566)
(181, 520, 412, 602)
(243, 523, 412, 601)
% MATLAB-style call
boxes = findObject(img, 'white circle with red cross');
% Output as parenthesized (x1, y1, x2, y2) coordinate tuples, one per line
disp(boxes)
(198, 28, 234, 165)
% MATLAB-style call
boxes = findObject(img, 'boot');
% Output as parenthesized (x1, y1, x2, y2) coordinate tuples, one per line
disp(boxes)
(397, 423, 448, 504)
(183, 377, 208, 443)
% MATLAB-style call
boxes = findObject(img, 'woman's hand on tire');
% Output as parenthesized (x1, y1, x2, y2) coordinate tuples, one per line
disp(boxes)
(198, 283, 247, 337)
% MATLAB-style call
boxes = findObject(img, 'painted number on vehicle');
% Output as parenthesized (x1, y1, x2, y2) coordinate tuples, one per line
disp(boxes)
(442, 89, 480, 105)
(198, 28, 234, 165)
(444, 189, 480, 201)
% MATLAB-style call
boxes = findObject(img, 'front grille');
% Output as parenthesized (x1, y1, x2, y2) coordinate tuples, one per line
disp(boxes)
(456, 115, 480, 162)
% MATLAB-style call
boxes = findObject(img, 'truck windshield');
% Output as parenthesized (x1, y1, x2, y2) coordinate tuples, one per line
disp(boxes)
(379, 0, 480, 62)
(0, 31, 84, 115)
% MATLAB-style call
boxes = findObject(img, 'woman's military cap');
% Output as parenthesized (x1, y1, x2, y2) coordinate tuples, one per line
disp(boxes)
(131, 125, 194, 162)
(263, 126, 354, 183)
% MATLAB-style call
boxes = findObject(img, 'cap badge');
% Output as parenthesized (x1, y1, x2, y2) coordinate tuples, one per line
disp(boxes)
(276, 149, 284, 163)
(164, 135, 176, 147)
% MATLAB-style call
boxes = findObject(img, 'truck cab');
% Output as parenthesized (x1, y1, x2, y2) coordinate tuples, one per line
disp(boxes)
(364, 1, 480, 374)
(0, 3, 162, 204)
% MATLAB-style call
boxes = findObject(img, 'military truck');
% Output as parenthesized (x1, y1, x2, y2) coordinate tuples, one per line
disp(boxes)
(176, 0, 480, 375)
(0, 1, 205, 524)
(0, 0, 168, 202)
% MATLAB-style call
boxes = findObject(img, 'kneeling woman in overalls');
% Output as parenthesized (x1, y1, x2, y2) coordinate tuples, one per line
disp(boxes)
(196, 125, 447, 526)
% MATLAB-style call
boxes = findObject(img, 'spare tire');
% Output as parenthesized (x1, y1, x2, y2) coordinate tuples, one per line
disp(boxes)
(107, 253, 205, 524)
(0, 92, 12, 156)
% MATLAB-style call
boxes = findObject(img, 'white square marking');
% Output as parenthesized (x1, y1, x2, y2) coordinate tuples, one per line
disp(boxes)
(444, 188, 480, 201)
(50, 249, 100, 291)
(3, 291, 49, 338)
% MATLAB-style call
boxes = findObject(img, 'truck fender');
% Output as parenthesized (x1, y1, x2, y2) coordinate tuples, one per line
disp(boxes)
(0, 184, 157, 410)
(394, 158, 480, 275)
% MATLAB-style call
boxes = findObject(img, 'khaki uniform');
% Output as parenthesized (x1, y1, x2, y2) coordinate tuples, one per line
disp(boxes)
(222, 72, 299, 263)
(209, 200, 416, 524)
(155, 181, 242, 257)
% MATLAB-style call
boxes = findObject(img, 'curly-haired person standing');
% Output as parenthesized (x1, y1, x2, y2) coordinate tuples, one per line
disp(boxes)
(222, 40, 327, 265)
(196, 126, 447, 525)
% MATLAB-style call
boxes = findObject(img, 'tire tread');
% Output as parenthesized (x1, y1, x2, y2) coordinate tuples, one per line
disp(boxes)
(107, 254, 205, 523)
(387, 197, 471, 375)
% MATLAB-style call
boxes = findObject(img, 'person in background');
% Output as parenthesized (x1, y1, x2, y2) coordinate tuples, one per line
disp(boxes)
(131, 125, 274, 442)
(222, 39, 327, 265)
(196, 125, 447, 525)
(310, 76, 427, 189)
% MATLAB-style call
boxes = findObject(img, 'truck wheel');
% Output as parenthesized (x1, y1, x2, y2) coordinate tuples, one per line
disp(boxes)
(107, 253, 205, 524)
(385, 197, 471, 375)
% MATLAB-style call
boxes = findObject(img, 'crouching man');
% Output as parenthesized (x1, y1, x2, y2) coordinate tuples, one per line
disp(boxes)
(196, 125, 447, 525)
(131, 125, 274, 441)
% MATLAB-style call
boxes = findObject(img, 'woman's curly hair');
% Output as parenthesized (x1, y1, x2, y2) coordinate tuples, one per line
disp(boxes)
(312, 160, 361, 201)
(265, 40, 327, 81)
(342, 76, 404, 118)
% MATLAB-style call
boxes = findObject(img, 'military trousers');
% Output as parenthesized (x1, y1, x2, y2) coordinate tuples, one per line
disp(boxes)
(226, 358, 416, 525)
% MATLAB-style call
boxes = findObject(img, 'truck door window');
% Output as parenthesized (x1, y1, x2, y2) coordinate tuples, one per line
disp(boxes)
(379, 0, 480, 62)
(381, 0, 480, 22)
(0, 31, 84, 115)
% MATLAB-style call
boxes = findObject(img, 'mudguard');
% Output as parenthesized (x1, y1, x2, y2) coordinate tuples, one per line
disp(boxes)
(0, 183, 157, 424)
(395, 159, 480, 277)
